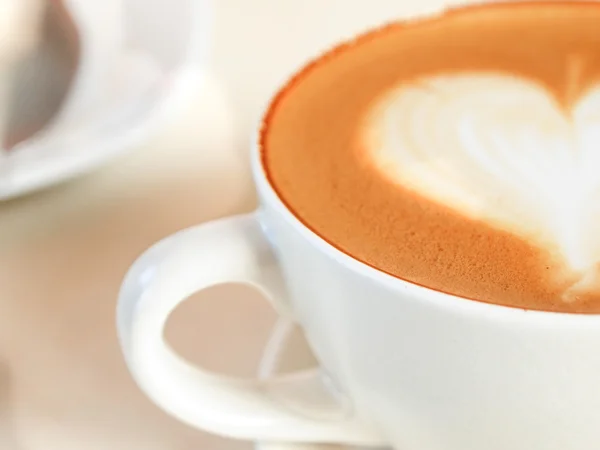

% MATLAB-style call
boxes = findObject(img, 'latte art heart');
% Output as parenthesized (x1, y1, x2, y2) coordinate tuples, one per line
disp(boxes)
(364, 73, 600, 301)
(263, 2, 600, 312)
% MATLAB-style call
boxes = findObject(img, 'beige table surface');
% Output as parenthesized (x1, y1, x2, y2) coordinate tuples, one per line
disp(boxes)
(0, 0, 468, 449)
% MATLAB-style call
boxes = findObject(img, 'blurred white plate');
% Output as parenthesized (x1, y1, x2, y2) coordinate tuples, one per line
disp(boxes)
(0, 0, 212, 200)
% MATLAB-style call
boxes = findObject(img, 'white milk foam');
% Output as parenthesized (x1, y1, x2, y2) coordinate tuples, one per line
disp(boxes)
(364, 73, 600, 301)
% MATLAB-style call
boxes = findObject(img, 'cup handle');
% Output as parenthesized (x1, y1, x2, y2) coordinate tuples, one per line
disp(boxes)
(117, 213, 385, 446)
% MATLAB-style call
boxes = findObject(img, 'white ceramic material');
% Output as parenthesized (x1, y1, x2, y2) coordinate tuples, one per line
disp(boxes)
(0, 0, 211, 199)
(117, 90, 600, 450)
(256, 320, 370, 450)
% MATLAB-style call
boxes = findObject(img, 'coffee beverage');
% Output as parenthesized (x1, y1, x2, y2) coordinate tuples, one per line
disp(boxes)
(261, 1, 600, 313)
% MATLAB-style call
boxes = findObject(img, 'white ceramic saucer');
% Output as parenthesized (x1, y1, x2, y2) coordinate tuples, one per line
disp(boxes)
(0, 0, 212, 200)
(257, 320, 383, 450)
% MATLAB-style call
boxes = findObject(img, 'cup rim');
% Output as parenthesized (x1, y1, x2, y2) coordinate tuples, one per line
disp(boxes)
(250, 0, 600, 323)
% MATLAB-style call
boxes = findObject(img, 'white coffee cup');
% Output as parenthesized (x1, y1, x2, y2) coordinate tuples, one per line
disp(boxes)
(117, 102, 600, 450)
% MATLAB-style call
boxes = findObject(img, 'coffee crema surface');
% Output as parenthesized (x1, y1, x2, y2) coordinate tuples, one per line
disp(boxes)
(261, 2, 600, 313)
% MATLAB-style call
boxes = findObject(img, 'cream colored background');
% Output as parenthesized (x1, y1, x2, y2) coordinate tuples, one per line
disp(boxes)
(0, 0, 473, 449)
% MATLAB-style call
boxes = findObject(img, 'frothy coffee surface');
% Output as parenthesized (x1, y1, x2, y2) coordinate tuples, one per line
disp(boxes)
(261, 2, 600, 313)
